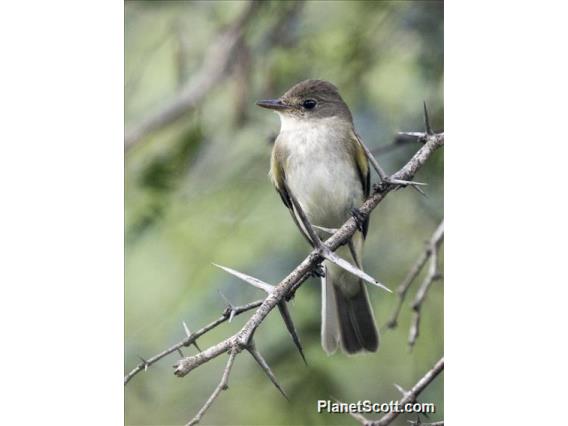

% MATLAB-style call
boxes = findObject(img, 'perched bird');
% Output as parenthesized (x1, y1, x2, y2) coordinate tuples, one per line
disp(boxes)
(257, 80, 378, 355)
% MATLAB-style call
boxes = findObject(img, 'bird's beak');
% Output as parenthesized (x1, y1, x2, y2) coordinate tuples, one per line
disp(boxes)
(256, 99, 291, 111)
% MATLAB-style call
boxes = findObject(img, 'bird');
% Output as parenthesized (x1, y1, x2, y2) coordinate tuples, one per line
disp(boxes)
(256, 79, 379, 355)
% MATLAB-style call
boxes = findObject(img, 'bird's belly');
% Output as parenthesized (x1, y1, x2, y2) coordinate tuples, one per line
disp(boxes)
(286, 158, 363, 229)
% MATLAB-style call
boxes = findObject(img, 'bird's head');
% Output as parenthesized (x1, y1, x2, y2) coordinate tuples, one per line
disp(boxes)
(256, 80, 352, 127)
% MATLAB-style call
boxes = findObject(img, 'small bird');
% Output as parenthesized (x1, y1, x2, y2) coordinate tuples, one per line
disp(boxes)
(257, 80, 378, 355)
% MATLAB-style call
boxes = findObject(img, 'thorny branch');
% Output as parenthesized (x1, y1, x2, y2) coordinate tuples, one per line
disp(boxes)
(386, 221, 444, 348)
(350, 357, 444, 426)
(125, 105, 444, 425)
(186, 347, 239, 426)
(124, 299, 262, 385)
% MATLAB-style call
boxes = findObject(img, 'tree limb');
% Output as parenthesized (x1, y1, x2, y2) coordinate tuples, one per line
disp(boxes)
(124, 0, 262, 150)
(171, 131, 443, 381)
(386, 221, 444, 342)
(409, 222, 444, 347)
(351, 357, 444, 426)
(124, 299, 262, 385)
(186, 347, 239, 426)
(125, 106, 444, 425)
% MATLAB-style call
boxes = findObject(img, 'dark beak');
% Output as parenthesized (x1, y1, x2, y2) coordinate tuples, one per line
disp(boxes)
(256, 99, 291, 111)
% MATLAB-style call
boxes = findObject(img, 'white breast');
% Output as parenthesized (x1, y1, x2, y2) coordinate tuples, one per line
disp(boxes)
(277, 114, 363, 229)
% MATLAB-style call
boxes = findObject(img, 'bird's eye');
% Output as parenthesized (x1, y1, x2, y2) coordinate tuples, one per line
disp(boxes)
(302, 99, 317, 110)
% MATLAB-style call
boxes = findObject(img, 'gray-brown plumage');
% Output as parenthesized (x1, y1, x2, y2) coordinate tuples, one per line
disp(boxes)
(257, 80, 379, 354)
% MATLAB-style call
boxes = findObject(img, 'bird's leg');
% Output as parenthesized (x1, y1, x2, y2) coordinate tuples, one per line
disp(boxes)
(351, 207, 367, 233)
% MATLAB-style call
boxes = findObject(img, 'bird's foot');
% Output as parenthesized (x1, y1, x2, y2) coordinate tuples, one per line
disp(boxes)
(351, 207, 367, 233)
(310, 263, 325, 279)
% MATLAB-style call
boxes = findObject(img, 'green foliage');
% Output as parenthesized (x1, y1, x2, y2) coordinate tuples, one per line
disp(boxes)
(125, 1, 443, 425)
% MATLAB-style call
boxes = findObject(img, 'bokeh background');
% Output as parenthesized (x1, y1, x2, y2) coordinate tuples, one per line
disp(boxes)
(125, 1, 443, 425)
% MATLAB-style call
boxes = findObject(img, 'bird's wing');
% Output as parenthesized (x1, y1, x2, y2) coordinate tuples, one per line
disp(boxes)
(270, 142, 314, 246)
(350, 130, 371, 238)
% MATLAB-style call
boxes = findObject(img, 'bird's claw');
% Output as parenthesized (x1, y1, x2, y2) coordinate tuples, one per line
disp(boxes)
(351, 207, 366, 233)
(310, 263, 325, 278)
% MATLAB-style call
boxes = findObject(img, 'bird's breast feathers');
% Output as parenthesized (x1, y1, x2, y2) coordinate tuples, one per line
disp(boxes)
(272, 117, 364, 228)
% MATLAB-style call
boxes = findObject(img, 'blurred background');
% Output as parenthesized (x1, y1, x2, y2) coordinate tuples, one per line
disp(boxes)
(125, 1, 443, 425)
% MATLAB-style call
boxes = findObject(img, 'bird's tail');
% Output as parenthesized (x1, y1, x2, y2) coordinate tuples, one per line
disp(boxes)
(321, 244, 379, 355)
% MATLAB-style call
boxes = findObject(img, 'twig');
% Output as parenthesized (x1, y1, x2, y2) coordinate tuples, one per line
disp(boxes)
(187, 347, 239, 426)
(408, 420, 444, 426)
(386, 221, 444, 331)
(182, 321, 202, 352)
(124, 0, 262, 150)
(351, 357, 444, 426)
(124, 299, 261, 385)
(172, 131, 443, 379)
(409, 222, 444, 347)
(126, 107, 444, 425)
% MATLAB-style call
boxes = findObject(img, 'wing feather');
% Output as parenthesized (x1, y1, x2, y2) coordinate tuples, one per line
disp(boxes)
(350, 131, 371, 237)
(270, 142, 314, 245)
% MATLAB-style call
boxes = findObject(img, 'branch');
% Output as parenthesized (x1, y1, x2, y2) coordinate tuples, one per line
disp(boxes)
(409, 222, 444, 347)
(172, 129, 443, 377)
(386, 221, 444, 339)
(125, 105, 444, 425)
(351, 357, 444, 426)
(212, 263, 307, 364)
(124, 299, 262, 385)
(186, 347, 239, 426)
(124, 0, 261, 150)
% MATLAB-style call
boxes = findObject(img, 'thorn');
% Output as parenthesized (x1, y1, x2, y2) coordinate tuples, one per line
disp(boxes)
(177, 348, 185, 358)
(423, 101, 433, 135)
(386, 178, 428, 187)
(246, 342, 289, 401)
(217, 289, 233, 307)
(312, 224, 338, 235)
(397, 131, 427, 138)
(217, 290, 237, 323)
(278, 302, 308, 366)
(182, 321, 191, 338)
(394, 383, 409, 396)
(182, 321, 202, 352)
(411, 184, 428, 197)
(137, 356, 149, 372)
(321, 248, 392, 293)
(212, 263, 274, 294)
